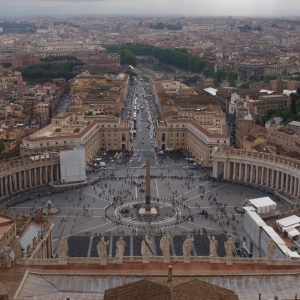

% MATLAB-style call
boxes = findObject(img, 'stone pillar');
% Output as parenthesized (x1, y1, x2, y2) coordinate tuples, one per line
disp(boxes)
(297, 180, 300, 198)
(18, 172, 22, 190)
(266, 168, 270, 187)
(4, 176, 8, 196)
(261, 167, 265, 185)
(9, 175, 12, 194)
(45, 166, 48, 183)
(239, 163, 242, 181)
(293, 178, 298, 197)
(276, 171, 280, 189)
(271, 169, 275, 188)
(34, 168, 37, 186)
(255, 166, 259, 184)
(39, 167, 43, 185)
(233, 162, 237, 180)
(285, 175, 290, 193)
(245, 164, 248, 181)
(50, 165, 53, 182)
(56, 165, 59, 182)
(29, 169, 32, 188)
(250, 165, 253, 183)
(281, 172, 284, 190)
(0, 177, 3, 197)
(290, 176, 294, 195)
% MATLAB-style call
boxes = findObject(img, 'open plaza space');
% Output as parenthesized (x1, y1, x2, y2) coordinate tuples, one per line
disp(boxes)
(3, 166, 287, 258)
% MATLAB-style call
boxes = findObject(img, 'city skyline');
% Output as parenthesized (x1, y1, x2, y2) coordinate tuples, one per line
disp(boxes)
(0, 0, 300, 17)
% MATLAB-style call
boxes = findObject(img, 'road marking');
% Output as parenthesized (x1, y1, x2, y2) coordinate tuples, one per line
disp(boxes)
(184, 184, 228, 202)
(76, 189, 113, 203)
(52, 221, 112, 241)
(155, 179, 159, 198)
(175, 182, 208, 200)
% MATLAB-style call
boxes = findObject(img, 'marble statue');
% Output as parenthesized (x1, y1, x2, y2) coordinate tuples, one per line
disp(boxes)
(141, 235, 152, 263)
(160, 234, 171, 263)
(224, 237, 235, 265)
(266, 239, 276, 262)
(210, 236, 219, 261)
(97, 237, 109, 265)
(115, 237, 126, 263)
(183, 235, 194, 263)
(59, 237, 69, 259)
(11, 236, 23, 260)
(0, 249, 11, 267)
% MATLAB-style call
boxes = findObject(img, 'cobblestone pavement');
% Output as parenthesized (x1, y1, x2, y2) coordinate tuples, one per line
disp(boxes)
(7, 166, 287, 256)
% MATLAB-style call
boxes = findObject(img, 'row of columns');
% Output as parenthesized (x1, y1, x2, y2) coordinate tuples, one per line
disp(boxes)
(0, 164, 60, 198)
(214, 160, 300, 198)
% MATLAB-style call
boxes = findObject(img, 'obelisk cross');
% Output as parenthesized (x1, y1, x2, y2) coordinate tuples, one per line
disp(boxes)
(145, 156, 151, 211)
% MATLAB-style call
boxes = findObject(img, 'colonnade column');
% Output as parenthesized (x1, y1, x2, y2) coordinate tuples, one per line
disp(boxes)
(9, 175, 12, 194)
(34, 168, 37, 186)
(0, 178, 3, 197)
(266, 169, 270, 187)
(250, 165, 253, 183)
(281, 172, 284, 190)
(239, 163, 242, 181)
(233, 163, 237, 180)
(276, 171, 280, 189)
(50, 165, 53, 182)
(56, 165, 59, 182)
(18, 172, 22, 190)
(45, 166, 48, 183)
(24, 170, 27, 188)
(293, 178, 298, 197)
(39, 167, 43, 185)
(245, 164, 248, 182)
(29, 169, 32, 188)
(271, 169, 274, 188)
(255, 166, 259, 184)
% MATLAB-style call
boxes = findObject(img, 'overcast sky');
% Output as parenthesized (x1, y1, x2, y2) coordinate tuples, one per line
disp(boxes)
(0, 0, 300, 17)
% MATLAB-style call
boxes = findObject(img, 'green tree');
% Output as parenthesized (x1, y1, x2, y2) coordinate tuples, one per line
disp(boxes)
(228, 71, 238, 81)
(240, 82, 250, 89)
(203, 67, 214, 78)
(291, 94, 297, 114)
(0, 139, 4, 154)
(229, 79, 236, 87)
(118, 49, 137, 67)
(295, 75, 300, 81)
(248, 74, 260, 82)
(214, 70, 227, 83)
(264, 74, 277, 83)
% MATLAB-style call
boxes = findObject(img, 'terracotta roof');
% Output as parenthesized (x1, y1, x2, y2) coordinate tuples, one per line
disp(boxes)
(104, 278, 238, 300)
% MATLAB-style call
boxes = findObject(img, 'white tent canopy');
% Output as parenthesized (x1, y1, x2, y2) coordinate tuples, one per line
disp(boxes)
(249, 197, 277, 214)
(276, 215, 300, 229)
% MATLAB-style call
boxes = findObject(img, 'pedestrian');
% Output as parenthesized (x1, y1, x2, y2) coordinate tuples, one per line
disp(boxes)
(259, 293, 261, 299)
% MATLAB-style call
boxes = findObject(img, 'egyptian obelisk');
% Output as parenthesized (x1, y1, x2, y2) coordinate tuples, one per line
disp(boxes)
(145, 156, 151, 211)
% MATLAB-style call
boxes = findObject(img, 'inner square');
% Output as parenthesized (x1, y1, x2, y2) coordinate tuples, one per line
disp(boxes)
(6, 164, 284, 257)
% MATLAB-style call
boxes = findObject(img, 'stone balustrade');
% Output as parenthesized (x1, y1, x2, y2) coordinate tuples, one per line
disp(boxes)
(18, 255, 300, 267)
(213, 147, 300, 198)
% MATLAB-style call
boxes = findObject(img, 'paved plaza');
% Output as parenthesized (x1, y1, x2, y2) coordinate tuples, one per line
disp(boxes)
(3, 166, 287, 257)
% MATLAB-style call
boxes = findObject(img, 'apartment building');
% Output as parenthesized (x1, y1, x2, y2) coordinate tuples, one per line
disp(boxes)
(30, 41, 101, 57)
(20, 112, 131, 163)
(266, 122, 300, 154)
(70, 72, 129, 116)
(249, 94, 289, 117)
(155, 108, 229, 166)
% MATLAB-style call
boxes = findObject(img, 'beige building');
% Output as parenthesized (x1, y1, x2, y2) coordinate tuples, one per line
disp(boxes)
(70, 72, 129, 116)
(20, 112, 131, 163)
(30, 41, 101, 57)
(235, 130, 265, 151)
(249, 94, 289, 118)
(155, 108, 229, 166)
(266, 123, 300, 154)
